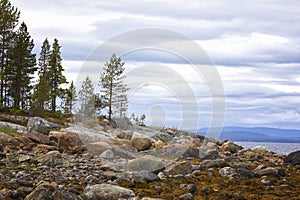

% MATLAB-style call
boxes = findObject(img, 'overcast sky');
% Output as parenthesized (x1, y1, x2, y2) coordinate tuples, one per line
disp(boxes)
(10, 0, 300, 130)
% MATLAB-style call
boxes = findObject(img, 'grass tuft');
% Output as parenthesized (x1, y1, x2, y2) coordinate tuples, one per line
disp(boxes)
(0, 126, 21, 137)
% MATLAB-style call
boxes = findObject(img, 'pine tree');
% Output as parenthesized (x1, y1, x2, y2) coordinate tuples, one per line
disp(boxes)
(99, 53, 128, 121)
(31, 76, 50, 116)
(38, 38, 50, 77)
(113, 84, 129, 118)
(8, 22, 36, 109)
(0, 0, 20, 107)
(78, 76, 95, 116)
(31, 38, 52, 115)
(64, 81, 76, 114)
(48, 38, 67, 112)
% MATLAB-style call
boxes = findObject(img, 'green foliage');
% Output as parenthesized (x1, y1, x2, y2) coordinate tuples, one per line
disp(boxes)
(99, 54, 129, 121)
(0, 0, 20, 107)
(62, 81, 77, 114)
(0, 126, 21, 137)
(8, 107, 22, 115)
(131, 113, 146, 126)
(78, 76, 95, 116)
(8, 22, 37, 109)
(48, 38, 68, 112)
(0, 1, 70, 116)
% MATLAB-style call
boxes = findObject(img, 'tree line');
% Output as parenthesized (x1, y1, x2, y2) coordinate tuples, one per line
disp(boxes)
(0, 0, 131, 121)
(0, 0, 72, 115)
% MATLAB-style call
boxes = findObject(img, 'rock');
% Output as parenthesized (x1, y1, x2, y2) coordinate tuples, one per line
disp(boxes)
(219, 167, 235, 177)
(187, 184, 197, 193)
(0, 121, 27, 133)
(200, 159, 227, 169)
(261, 179, 270, 184)
(236, 168, 256, 178)
(181, 143, 199, 158)
(276, 167, 286, 176)
(32, 144, 57, 153)
(114, 117, 133, 130)
(157, 172, 167, 180)
(0, 132, 15, 146)
(198, 147, 219, 159)
(131, 137, 152, 151)
(164, 161, 192, 175)
(284, 150, 300, 165)
(81, 184, 135, 199)
(55, 132, 86, 154)
(27, 117, 56, 134)
(0, 151, 5, 158)
(252, 146, 268, 153)
(100, 149, 114, 159)
(221, 142, 243, 154)
(16, 187, 33, 198)
(23, 132, 50, 144)
(18, 154, 32, 163)
(116, 130, 133, 140)
(128, 171, 160, 183)
(25, 183, 77, 200)
(179, 193, 194, 200)
(154, 140, 165, 149)
(128, 155, 166, 173)
(36, 150, 62, 166)
(154, 132, 173, 143)
(254, 166, 284, 177)
(229, 173, 242, 180)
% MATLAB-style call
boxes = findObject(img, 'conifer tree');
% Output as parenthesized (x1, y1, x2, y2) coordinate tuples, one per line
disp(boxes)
(48, 38, 67, 112)
(8, 22, 36, 109)
(31, 38, 51, 114)
(38, 38, 50, 77)
(99, 54, 128, 121)
(78, 76, 95, 116)
(0, 0, 20, 107)
(64, 81, 76, 114)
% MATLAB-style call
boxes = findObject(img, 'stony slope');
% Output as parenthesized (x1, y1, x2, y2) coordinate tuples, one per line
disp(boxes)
(0, 116, 299, 199)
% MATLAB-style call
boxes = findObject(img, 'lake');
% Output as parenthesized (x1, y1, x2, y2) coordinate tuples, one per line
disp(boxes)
(236, 142, 300, 155)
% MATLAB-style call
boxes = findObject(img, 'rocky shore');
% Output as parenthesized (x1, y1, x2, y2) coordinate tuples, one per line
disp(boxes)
(0, 116, 299, 200)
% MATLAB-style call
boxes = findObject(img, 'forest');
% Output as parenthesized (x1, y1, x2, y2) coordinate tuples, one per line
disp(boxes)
(0, 0, 129, 120)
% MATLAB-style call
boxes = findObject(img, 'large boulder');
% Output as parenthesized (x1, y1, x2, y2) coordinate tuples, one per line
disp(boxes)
(128, 155, 166, 173)
(114, 117, 133, 130)
(221, 141, 243, 154)
(0, 121, 27, 134)
(52, 132, 86, 154)
(81, 184, 135, 200)
(131, 137, 152, 151)
(254, 165, 285, 177)
(164, 161, 192, 176)
(284, 150, 300, 165)
(27, 117, 58, 135)
(25, 183, 78, 200)
(25, 117, 60, 144)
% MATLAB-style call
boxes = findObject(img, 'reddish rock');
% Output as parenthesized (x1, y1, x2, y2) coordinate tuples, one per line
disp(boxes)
(131, 137, 152, 151)
(54, 132, 86, 154)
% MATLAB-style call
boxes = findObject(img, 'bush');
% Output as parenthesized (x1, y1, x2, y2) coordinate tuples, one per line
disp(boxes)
(131, 113, 146, 126)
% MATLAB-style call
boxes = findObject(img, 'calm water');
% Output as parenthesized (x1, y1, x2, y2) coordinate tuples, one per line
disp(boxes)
(236, 142, 300, 155)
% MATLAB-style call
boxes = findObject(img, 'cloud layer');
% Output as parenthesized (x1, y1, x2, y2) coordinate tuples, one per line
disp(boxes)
(11, 0, 300, 129)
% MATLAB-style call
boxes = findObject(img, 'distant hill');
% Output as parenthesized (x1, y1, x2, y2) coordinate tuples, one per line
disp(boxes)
(197, 126, 300, 143)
